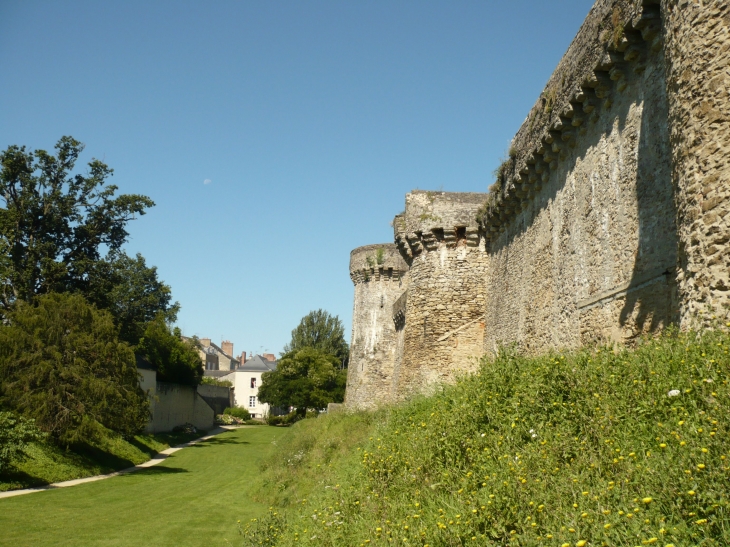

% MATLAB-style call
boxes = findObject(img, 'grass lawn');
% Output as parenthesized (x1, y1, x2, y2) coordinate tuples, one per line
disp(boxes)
(0, 429, 205, 492)
(0, 426, 284, 547)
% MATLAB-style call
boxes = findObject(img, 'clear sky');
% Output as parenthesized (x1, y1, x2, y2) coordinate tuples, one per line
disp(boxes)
(0, 0, 593, 357)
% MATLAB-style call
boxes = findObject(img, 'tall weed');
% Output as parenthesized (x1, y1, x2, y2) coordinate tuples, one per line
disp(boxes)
(244, 329, 730, 547)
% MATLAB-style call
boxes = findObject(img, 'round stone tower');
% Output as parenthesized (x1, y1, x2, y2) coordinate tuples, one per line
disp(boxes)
(392, 191, 489, 400)
(346, 243, 409, 409)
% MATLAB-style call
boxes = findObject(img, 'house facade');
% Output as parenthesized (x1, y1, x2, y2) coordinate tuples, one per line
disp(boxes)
(220, 355, 278, 419)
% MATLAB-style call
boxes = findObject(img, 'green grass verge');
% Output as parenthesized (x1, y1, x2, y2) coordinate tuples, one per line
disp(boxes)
(0, 426, 284, 547)
(0, 428, 204, 492)
(243, 329, 730, 547)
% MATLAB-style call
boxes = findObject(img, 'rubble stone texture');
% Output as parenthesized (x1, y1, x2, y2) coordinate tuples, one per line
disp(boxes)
(661, 0, 730, 327)
(345, 244, 409, 409)
(345, 0, 730, 408)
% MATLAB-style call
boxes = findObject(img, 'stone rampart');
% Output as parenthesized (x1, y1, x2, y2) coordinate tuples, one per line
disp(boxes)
(346, 244, 409, 409)
(345, 0, 730, 408)
(391, 191, 488, 400)
(478, 0, 679, 352)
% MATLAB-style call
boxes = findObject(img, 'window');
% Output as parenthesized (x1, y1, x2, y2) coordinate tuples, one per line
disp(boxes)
(249, 396, 256, 408)
(250, 377, 256, 388)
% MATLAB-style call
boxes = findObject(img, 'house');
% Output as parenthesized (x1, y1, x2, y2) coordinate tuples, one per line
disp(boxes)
(220, 355, 279, 419)
(193, 338, 240, 372)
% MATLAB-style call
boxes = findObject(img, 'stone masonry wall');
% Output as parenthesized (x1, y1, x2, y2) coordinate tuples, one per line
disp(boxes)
(346, 244, 409, 409)
(483, 25, 677, 352)
(661, 0, 730, 328)
(344, 0, 730, 407)
(478, 0, 682, 352)
(392, 192, 488, 399)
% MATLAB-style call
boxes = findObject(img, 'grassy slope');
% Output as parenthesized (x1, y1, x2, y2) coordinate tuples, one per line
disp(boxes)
(0, 429, 203, 492)
(0, 426, 284, 547)
(245, 329, 730, 547)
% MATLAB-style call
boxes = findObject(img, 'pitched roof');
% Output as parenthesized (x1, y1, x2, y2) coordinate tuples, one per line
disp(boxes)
(238, 355, 277, 372)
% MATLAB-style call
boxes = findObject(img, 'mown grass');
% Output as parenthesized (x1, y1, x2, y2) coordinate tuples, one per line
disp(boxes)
(243, 328, 730, 547)
(0, 426, 284, 547)
(0, 427, 203, 492)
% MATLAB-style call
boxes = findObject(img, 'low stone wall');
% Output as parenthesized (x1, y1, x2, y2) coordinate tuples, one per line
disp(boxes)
(196, 384, 233, 415)
(146, 382, 214, 434)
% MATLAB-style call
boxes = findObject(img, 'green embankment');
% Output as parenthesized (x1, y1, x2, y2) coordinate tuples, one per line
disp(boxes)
(0, 428, 202, 492)
(0, 426, 284, 547)
(245, 329, 730, 547)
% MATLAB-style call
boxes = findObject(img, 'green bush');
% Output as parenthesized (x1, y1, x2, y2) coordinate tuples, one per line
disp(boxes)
(0, 293, 149, 444)
(266, 411, 307, 426)
(201, 376, 233, 387)
(242, 328, 730, 547)
(0, 411, 44, 472)
(224, 407, 251, 420)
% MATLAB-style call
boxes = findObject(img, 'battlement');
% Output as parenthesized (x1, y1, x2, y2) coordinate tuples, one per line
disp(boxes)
(349, 244, 408, 285)
(478, 0, 662, 240)
(394, 191, 487, 260)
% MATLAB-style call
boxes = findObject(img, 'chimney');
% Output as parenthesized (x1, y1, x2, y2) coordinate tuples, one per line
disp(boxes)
(239, 351, 247, 363)
(263, 353, 276, 362)
(200, 338, 211, 348)
(222, 340, 234, 357)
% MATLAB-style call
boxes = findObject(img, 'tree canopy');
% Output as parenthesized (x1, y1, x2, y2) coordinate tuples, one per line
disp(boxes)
(283, 309, 349, 364)
(84, 252, 179, 345)
(0, 293, 149, 444)
(136, 316, 203, 386)
(0, 136, 154, 310)
(257, 347, 346, 414)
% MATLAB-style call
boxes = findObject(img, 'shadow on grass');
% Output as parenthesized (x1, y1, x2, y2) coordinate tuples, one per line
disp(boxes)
(0, 468, 49, 491)
(190, 437, 250, 447)
(123, 466, 189, 477)
(70, 442, 137, 471)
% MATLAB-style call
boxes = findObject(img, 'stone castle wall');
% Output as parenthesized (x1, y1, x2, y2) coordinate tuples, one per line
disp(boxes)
(391, 192, 488, 399)
(345, 0, 730, 408)
(661, 0, 730, 328)
(481, 1, 679, 352)
(345, 244, 409, 409)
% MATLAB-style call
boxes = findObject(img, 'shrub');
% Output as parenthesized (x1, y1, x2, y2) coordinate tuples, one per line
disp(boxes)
(0, 411, 44, 472)
(201, 377, 233, 387)
(242, 328, 730, 547)
(224, 407, 251, 420)
(0, 293, 149, 444)
(266, 411, 305, 426)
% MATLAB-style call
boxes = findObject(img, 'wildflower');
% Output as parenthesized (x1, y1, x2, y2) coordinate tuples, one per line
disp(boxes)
(576, 541, 587, 547)
(604, 523, 611, 529)
(667, 390, 681, 397)
(643, 497, 653, 504)
(697, 464, 706, 470)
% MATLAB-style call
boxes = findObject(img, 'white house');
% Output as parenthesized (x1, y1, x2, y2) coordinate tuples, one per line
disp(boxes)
(221, 355, 277, 419)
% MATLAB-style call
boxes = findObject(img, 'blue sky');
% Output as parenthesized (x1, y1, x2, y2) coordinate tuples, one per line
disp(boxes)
(0, 0, 592, 357)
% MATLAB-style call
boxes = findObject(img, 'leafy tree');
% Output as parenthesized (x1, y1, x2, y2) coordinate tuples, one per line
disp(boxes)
(283, 309, 349, 364)
(136, 315, 203, 386)
(84, 252, 179, 345)
(258, 347, 347, 415)
(0, 293, 149, 444)
(0, 411, 44, 472)
(0, 136, 154, 310)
